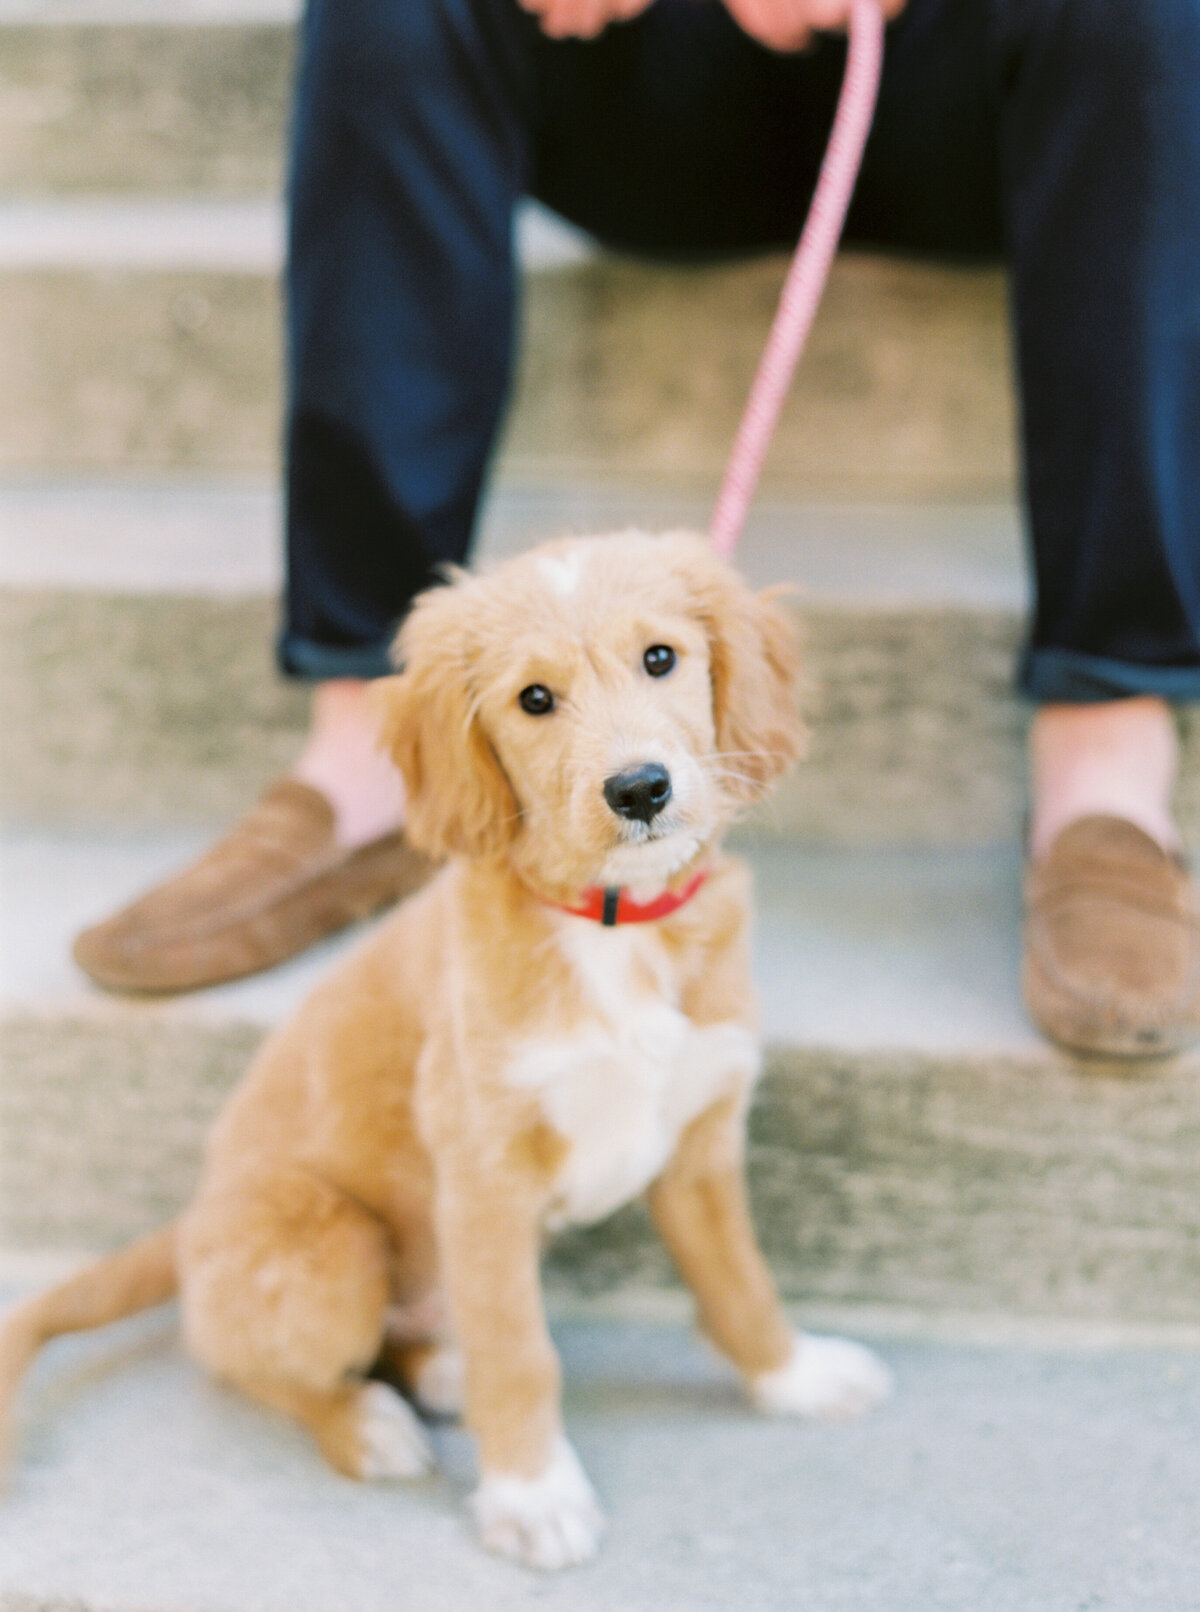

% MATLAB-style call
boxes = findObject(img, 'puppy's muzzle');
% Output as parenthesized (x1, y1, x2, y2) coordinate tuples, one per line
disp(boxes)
(603, 763, 672, 825)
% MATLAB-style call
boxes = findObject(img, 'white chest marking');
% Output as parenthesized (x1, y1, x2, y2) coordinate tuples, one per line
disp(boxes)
(505, 923, 759, 1228)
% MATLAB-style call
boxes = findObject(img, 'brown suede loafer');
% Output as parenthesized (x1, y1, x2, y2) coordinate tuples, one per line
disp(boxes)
(73, 779, 437, 994)
(1023, 814, 1200, 1057)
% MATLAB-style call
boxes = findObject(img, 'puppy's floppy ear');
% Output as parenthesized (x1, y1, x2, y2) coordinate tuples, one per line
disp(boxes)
(690, 554, 806, 799)
(369, 580, 517, 860)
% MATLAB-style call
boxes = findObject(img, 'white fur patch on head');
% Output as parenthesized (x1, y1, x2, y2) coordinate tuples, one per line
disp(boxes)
(751, 1332, 893, 1422)
(354, 1382, 435, 1480)
(472, 1436, 606, 1571)
(537, 548, 586, 597)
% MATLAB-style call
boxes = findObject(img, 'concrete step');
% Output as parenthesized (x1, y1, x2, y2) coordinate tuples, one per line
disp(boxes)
(14, 477, 1200, 848)
(0, 11, 295, 196)
(1, 480, 1040, 843)
(11, 477, 1200, 847)
(0, 193, 1014, 494)
(0, 0, 1015, 491)
(6, 830, 1200, 1326)
(0, 1302, 1198, 1611)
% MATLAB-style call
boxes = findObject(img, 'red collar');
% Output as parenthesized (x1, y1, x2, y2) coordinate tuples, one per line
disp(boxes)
(538, 868, 710, 927)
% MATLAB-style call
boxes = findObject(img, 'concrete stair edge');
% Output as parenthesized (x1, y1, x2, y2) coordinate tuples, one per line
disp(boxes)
(0, 197, 596, 273)
(0, 477, 1027, 599)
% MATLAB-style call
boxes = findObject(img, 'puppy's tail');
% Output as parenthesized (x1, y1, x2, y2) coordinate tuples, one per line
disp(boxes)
(0, 1222, 178, 1478)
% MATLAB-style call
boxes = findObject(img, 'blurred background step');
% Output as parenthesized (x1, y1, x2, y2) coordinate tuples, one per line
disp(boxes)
(0, 228, 1015, 497)
(5, 828, 1200, 1325)
(12, 477, 1200, 845)
(0, 2, 1016, 491)
(0, 8, 1015, 492)
(0, 10, 296, 196)
(2, 481, 1046, 844)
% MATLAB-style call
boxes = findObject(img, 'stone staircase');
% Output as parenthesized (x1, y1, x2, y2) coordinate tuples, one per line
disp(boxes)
(3, 8, 1200, 1607)
(5, 0, 1200, 1318)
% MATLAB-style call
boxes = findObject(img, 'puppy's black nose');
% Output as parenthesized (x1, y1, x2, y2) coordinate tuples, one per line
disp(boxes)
(603, 763, 672, 823)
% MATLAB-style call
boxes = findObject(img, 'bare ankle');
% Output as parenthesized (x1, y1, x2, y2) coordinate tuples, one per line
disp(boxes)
(291, 679, 406, 848)
(1029, 696, 1180, 859)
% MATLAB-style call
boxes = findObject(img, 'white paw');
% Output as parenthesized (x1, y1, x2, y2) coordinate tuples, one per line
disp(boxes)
(471, 1437, 606, 1571)
(355, 1382, 435, 1480)
(750, 1333, 893, 1422)
(412, 1343, 464, 1418)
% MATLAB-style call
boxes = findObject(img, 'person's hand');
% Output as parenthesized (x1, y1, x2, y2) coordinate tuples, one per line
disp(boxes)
(517, 0, 657, 40)
(722, 0, 907, 52)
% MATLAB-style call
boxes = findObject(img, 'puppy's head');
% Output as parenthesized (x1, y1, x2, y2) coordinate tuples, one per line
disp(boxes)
(372, 532, 804, 895)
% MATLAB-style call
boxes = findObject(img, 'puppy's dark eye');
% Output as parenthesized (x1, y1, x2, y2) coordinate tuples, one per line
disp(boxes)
(643, 645, 676, 678)
(519, 683, 555, 716)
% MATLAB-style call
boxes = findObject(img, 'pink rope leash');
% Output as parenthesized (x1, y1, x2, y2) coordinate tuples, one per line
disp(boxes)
(709, 0, 886, 557)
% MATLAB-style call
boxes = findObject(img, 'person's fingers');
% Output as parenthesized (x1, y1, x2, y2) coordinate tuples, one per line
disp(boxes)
(537, 0, 602, 38)
(723, 0, 909, 52)
(523, 0, 902, 44)
(526, 0, 657, 36)
(796, 0, 855, 27)
(788, 0, 909, 25)
(527, 0, 901, 48)
(532, 0, 634, 38)
(722, 0, 813, 52)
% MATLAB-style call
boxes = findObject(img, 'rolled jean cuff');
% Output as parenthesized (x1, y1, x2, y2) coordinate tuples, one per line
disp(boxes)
(277, 632, 396, 682)
(1020, 647, 1200, 705)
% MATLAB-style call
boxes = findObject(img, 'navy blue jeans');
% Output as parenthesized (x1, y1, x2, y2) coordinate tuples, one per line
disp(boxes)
(281, 0, 1200, 703)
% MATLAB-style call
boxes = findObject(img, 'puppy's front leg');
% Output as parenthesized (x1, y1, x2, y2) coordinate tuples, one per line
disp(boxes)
(649, 1096, 892, 1421)
(435, 1162, 604, 1571)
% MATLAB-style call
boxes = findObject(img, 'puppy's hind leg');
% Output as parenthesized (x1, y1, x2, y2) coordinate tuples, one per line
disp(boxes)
(370, 1286, 464, 1420)
(378, 1325, 465, 1420)
(178, 1171, 433, 1479)
(244, 1375, 434, 1481)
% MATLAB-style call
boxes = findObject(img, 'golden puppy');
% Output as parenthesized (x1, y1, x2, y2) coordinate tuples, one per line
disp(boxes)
(0, 531, 890, 1570)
